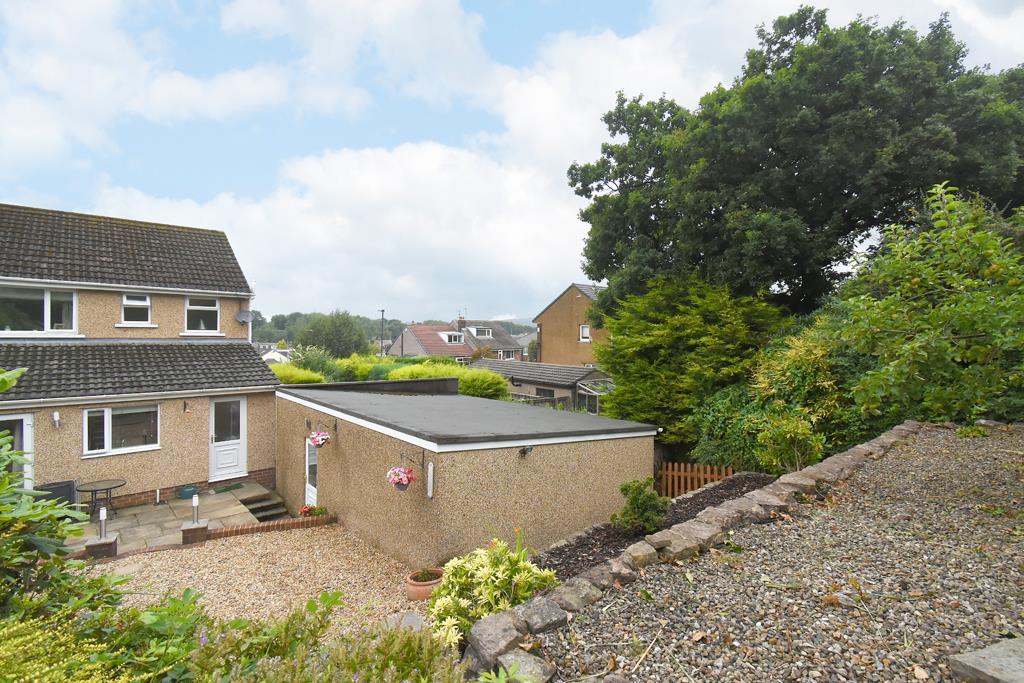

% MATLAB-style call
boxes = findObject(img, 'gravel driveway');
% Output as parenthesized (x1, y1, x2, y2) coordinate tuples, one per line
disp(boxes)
(96, 524, 420, 628)
(539, 425, 1024, 682)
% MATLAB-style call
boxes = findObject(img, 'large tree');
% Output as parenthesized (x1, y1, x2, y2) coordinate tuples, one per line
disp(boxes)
(296, 311, 368, 358)
(571, 8, 1024, 315)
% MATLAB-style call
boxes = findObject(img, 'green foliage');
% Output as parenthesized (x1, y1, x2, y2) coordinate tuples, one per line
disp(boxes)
(611, 478, 669, 533)
(270, 363, 325, 384)
(478, 663, 532, 683)
(0, 615, 133, 682)
(596, 276, 790, 446)
(388, 363, 510, 399)
(956, 425, 988, 438)
(291, 345, 346, 381)
(840, 184, 1024, 422)
(572, 10, 1024, 315)
(297, 311, 368, 359)
(428, 532, 558, 646)
(254, 310, 409, 345)
(226, 625, 465, 682)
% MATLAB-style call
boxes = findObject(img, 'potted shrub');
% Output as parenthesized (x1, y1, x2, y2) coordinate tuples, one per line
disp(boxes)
(298, 505, 328, 517)
(386, 466, 416, 492)
(309, 430, 331, 448)
(405, 567, 444, 601)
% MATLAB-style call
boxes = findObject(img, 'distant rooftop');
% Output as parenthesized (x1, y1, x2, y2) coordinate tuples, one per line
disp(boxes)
(470, 358, 607, 387)
(278, 385, 655, 448)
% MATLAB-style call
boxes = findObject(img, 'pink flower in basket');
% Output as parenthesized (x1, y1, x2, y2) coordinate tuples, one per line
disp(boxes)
(386, 466, 416, 486)
(309, 430, 330, 447)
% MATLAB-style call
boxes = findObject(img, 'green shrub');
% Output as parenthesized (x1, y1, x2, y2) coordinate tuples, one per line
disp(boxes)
(428, 532, 558, 646)
(387, 364, 510, 399)
(595, 276, 791, 446)
(291, 345, 346, 381)
(226, 625, 464, 682)
(270, 363, 325, 384)
(956, 425, 988, 438)
(610, 478, 669, 533)
(0, 615, 132, 682)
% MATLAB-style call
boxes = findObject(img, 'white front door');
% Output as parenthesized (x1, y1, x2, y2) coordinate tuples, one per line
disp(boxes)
(209, 397, 247, 482)
(0, 414, 34, 489)
(304, 439, 317, 505)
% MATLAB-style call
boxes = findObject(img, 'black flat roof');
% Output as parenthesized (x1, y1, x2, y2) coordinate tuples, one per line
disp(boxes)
(278, 386, 656, 445)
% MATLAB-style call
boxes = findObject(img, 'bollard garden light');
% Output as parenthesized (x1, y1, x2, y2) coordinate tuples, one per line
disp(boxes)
(99, 506, 107, 539)
(192, 494, 199, 525)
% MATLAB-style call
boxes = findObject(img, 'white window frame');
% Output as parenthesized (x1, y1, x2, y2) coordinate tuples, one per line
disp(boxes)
(579, 324, 591, 342)
(117, 293, 155, 327)
(474, 327, 492, 338)
(0, 286, 78, 337)
(497, 349, 518, 360)
(455, 356, 470, 364)
(0, 413, 34, 489)
(82, 404, 161, 458)
(440, 332, 464, 344)
(182, 296, 222, 336)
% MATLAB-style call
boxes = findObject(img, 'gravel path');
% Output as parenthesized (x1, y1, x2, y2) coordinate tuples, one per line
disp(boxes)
(93, 524, 421, 629)
(539, 425, 1024, 682)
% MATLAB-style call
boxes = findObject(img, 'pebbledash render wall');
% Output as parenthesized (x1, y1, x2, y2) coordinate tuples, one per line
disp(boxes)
(535, 287, 608, 366)
(275, 395, 653, 567)
(76, 290, 251, 340)
(3, 390, 275, 505)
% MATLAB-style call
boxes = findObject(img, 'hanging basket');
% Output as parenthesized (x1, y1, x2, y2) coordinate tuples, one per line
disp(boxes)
(309, 430, 331, 448)
(386, 466, 416, 492)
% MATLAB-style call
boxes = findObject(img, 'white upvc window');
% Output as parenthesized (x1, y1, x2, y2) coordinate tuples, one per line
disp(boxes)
(579, 324, 591, 342)
(497, 349, 518, 360)
(474, 327, 492, 338)
(455, 356, 470, 364)
(0, 286, 77, 335)
(120, 293, 152, 325)
(441, 332, 464, 344)
(185, 296, 220, 333)
(83, 405, 160, 457)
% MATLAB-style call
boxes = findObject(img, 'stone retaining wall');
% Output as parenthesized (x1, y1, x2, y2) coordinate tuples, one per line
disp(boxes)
(461, 419, 925, 680)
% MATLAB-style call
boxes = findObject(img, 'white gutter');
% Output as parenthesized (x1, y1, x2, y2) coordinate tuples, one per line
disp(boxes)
(0, 275, 251, 298)
(0, 385, 277, 410)
(276, 390, 658, 453)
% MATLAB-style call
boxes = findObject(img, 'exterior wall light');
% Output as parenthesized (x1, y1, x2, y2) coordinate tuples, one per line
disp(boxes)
(518, 446, 533, 458)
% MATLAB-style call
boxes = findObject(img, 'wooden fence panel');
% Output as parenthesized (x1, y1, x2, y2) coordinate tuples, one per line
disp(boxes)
(658, 462, 734, 497)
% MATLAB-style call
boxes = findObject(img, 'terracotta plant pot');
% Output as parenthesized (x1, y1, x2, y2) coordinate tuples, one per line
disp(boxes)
(406, 568, 443, 601)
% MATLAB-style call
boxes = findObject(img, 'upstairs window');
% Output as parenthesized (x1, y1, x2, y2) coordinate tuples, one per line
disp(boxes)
(0, 286, 75, 334)
(474, 327, 492, 338)
(497, 349, 518, 360)
(441, 332, 464, 344)
(185, 297, 219, 332)
(121, 294, 151, 324)
(84, 405, 160, 456)
(579, 324, 591, 342)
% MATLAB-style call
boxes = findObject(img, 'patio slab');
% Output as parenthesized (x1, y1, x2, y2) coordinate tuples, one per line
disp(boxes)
(67, 482, 270, 556)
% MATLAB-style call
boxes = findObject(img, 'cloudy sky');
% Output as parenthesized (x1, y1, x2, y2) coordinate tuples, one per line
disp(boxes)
(1, 1, 1021, 321)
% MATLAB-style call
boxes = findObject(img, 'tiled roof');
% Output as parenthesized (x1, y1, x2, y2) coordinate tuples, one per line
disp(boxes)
(460, 320, 520, 350)
(0, 203, 252, 293)
(405, 324, 474, 357)
(0, 341, 278, 402)
(470, 358, 607, 388)
(573, 283, 606, 301)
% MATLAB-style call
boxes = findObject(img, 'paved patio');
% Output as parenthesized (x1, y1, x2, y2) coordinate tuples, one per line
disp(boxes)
(67, 482, 269, 555)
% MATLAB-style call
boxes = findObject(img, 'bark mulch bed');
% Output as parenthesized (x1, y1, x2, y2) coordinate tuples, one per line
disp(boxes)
(534, 472, 776, 579)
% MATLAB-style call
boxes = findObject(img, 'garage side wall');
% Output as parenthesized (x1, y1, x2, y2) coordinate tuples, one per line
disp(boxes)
(275, 395, 653, 567)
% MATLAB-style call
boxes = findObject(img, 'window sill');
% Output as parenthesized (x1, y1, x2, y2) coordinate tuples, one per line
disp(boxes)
(115, 323, 158, 328)
(578, 339, 592, 344)
(180, 331, 225, 337)
(82, 444, 161, 459)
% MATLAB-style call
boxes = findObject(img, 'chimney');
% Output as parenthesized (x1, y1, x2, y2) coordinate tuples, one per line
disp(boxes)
(456, 315, 466, 330)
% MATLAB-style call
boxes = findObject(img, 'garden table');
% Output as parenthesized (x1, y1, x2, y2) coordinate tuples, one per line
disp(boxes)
(76, 479, 127, 520)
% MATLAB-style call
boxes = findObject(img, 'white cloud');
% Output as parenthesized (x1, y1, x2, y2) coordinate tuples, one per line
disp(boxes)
(129, 65, 290, 122)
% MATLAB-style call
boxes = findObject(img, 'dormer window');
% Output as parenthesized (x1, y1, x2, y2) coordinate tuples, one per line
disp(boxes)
(440, 332, 464, 344)
(0, 286, 76, 335)
(121, 294, 152, 325)
(474, 327, 492, 338)
(185, 297, 219, 332)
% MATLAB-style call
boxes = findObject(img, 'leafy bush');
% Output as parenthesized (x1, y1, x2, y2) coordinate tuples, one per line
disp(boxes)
(595, 276, 790, 446)
(0, 615, 132, 682)
(296, 311, 367, 359)
(428, 532, 558, 646)
(223, 625, 465, 682)
(387, 363, 510, 399)
(291, 345, 346, 381)
(610, 478, 669, 533)
(270, 363, 325, 384)
(840, 184, 1024, 423)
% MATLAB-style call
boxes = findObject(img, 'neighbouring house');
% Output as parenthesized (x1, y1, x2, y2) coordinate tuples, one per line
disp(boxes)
(0, 203, 279, 507)
(261, 348, 292, 364)
(275, 378, 656, 566)
(534, 283, 608, 366)
(387, 317, 522, 362)
(469, 358, 613, 413)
